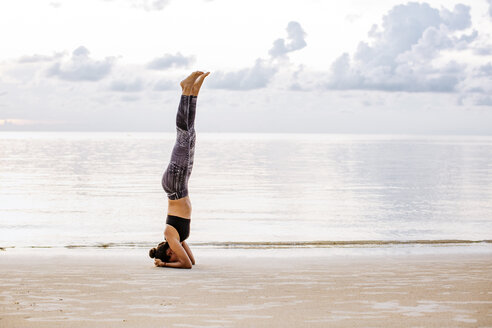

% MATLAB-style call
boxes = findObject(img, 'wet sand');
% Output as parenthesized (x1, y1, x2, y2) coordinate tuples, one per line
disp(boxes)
(1, 249, 491, 327)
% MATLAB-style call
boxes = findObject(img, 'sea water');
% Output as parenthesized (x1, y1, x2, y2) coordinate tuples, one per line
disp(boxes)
(0, 132, 491, 249)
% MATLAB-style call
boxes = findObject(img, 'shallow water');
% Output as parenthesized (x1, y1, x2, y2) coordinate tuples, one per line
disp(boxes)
(0, 132, 491, 248)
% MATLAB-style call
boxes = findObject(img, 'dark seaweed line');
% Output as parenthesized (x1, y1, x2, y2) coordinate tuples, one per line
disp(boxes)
(1, 239, 491, 251)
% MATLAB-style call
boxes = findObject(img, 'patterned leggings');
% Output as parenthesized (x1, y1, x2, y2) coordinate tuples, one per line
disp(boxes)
(161, 95, 197, 200)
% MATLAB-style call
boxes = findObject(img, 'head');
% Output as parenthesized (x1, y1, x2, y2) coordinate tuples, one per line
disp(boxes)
(149, 241, 178, 262)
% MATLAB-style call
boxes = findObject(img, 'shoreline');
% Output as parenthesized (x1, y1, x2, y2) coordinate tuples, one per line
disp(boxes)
(2, 238, 492, 250)
(2, 240, 492, 258)
(1, 249, 491, 327)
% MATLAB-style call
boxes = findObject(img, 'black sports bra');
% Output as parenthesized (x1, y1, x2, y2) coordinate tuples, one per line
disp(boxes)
(166, 215, 190, 242)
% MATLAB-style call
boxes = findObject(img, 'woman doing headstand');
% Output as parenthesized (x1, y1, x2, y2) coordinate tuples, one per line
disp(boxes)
(149, 71, 210, 269)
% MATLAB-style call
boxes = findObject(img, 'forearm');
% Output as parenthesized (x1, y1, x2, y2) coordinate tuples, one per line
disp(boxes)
(161, 261, 192, 269)
(182, 241, 195, 265)
(189, 253, 196, 266)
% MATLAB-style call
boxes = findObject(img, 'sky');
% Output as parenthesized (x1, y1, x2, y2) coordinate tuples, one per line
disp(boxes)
(0, 0, 491, 134)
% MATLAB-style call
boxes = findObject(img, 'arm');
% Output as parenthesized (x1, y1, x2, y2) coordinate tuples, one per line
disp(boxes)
(181, 241, 195, 265)
(155, 259, 190, 269)
(163, 235, 193, 269)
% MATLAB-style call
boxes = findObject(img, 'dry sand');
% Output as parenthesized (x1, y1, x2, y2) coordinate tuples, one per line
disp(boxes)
(1, 249, 491, 327)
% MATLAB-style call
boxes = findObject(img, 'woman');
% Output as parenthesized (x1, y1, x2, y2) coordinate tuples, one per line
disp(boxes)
(149, 71, 210, 269)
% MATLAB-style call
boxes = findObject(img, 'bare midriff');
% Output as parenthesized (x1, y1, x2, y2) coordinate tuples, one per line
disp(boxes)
(167, 196, 192, 219)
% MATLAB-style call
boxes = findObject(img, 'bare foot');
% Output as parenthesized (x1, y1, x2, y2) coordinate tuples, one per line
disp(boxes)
(191, 72, 210, 97)
(180, 71, 203, 95)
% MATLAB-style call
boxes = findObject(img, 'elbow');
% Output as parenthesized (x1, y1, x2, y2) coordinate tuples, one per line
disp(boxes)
(181, 260, 192, 269)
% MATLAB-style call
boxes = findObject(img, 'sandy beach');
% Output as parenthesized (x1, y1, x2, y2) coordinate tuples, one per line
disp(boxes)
(1, 248, 491, 327)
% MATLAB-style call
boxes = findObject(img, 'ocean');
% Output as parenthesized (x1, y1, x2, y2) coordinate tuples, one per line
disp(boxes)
(1, 132, 491, 250)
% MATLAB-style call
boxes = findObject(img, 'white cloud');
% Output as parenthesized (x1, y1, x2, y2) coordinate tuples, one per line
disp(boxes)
(269, 21, 307, 58)
(209, 21, 306, 90)
(487, 0, 492, 18)
(109, 78, 144, 92)
(476, 96, 492, 106)
(326, 2, 476, 92)
(47, 46, 114, 82)
(208, 58, 277, 90)
(139, 0, 169, 10)
(146, 53, 195, 70)
(103, 0, 170, 11)
(18, 52, 64, 64)
(120, 95, 140, 102)
(473, 45, 492, 56)
(440, 4, 472, 30)
(476, 62, 492, 77)
(153, 79, 175, 91)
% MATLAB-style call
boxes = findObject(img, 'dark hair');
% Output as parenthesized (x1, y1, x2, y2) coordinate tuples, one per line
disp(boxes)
(149, 241, 171, 262)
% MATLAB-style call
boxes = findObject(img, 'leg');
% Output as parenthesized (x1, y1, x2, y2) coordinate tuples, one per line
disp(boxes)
(162, 94, 193, 200)
(187, 96, 197, 179)
(185, 71, 209, 178)
(161, 72, 209, 218)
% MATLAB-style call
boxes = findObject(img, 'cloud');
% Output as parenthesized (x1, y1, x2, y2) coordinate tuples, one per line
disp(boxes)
(326, 2, 476, 92)
(208, 58, 277, 90)
(474, 46, 492, 56)
(111, 0, 170, 11)
(345, 14, 361, 23)
(475, 96, 492, 106)
(153, 79, 175, 91)
(18, 52, 64, 63)
(109, 78, 144, 92)
(146, 52, 194, 70)
(269, 21, 307, 58)
(476, 63, 492, 77)
(210, 21, 306, 90)
(488, 0, 492, 18)
(440, 4, 471, 30)
(120, 95, 140, 102)
(47, 46, 114, 81)
(141, 0, 169, 10)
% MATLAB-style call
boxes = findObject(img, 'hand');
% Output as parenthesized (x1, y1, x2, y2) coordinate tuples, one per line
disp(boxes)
(154, 259, 165, 267)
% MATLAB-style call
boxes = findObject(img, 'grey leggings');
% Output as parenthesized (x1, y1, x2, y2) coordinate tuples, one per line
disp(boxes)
(161, 95, 197, 200)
